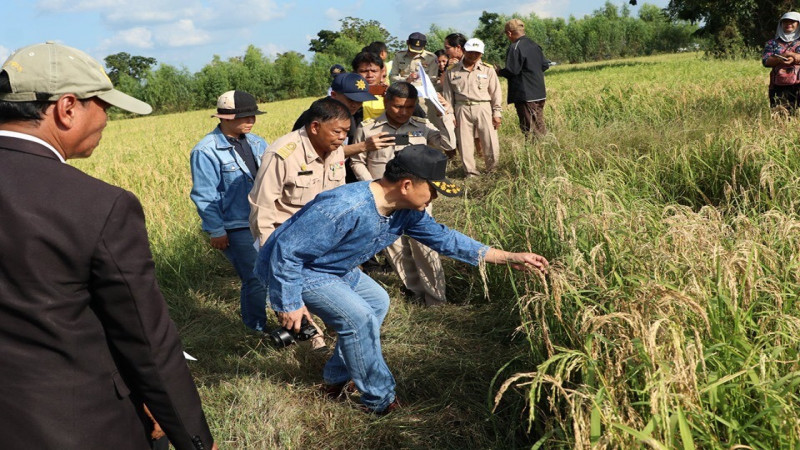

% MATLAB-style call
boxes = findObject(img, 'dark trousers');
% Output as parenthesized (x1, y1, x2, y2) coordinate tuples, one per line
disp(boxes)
(514, 100, 547, 138)
(769, 85, 800, 112)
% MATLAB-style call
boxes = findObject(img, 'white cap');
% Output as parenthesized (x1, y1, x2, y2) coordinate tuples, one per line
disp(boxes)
(464, 38, 485, 54)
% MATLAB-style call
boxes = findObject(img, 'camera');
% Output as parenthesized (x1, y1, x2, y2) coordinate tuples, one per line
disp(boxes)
(269, 317, 318, 348)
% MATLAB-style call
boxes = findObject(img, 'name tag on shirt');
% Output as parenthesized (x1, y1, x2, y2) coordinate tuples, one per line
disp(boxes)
(298, 170, 313, 175)
(477, 74, 488, 79)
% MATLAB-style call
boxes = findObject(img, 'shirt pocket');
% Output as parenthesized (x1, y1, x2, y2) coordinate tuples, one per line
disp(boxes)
(327, 163, 345, 183)
(220, 162, 243, 187)
(287, 173, 318, 205)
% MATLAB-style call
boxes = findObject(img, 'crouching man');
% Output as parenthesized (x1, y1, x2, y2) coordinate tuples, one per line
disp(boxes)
(254, 144, 548, 414)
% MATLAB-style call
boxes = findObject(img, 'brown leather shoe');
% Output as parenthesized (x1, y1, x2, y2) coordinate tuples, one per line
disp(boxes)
(320, 381, 356, 401)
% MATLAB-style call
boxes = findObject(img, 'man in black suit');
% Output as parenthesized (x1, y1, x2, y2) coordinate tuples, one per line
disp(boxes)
(0, 42, 216, 450)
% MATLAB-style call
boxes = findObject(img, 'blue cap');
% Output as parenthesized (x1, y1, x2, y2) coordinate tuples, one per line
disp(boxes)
(330, 72, 377, 102)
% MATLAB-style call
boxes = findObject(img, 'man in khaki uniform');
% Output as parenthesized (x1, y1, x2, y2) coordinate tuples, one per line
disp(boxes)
(442, 38, 503, 178)
(351, 82, 456, 306)
(389, 32, 451, 136)
(389, 32, 439, 85)
(249, 97, 349, 247)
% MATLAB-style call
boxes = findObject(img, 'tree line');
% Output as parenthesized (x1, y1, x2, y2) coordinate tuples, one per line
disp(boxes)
(108, 2, 699, 116)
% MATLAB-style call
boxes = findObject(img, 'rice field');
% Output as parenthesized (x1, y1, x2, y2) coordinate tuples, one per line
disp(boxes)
(73, 52, 800, 448)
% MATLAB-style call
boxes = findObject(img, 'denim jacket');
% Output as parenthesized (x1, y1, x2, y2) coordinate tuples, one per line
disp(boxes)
(255, 181, 489, 312)
(189, 126, 268, 237)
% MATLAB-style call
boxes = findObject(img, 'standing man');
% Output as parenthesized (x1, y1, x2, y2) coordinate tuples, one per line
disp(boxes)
(0, 42, 215, 450)
(498, 18, 549, 138)
(248, 97, 350, 247)
(190, 90, 268, 332)
(255, 145, 549, 414)
(389, 32, 439, 86)
(351, 82, 456, 306)
(389, 32, 450, 133)
(442, 38, 503, 177)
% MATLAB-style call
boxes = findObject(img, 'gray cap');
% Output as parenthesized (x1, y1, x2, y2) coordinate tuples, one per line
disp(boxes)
(0, 41, 152, 115)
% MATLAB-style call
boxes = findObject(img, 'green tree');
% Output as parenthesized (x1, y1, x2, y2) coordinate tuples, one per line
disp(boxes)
(474, 11, 508, 65)
(666, 0, 794, 57)
(142, 64, 195, 113)
(309, 17, 399, 62)
(104, 52, 157, 84)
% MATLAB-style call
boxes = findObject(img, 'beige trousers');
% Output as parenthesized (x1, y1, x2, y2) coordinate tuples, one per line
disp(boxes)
(384, 204, 446, 306)
(455, 103, 499, 176)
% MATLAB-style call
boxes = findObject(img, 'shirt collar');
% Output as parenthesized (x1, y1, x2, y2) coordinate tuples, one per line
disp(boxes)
(0, 130, 65, 163)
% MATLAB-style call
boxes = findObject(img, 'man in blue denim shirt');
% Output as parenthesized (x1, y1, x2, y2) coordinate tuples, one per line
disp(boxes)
(190, 90, 268, 331)
(255, 144, 549, 414)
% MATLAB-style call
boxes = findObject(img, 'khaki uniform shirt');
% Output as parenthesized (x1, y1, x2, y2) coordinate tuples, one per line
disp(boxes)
(351, 114, 456, 180)
(389, 50, 439, 86)
(248, 128, 346, 246)
(442, 60, 503, 118)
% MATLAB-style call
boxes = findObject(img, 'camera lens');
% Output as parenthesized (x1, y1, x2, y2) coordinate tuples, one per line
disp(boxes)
(269, 329, 295, 347)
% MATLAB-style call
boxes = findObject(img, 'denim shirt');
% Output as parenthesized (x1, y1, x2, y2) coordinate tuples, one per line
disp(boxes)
(189, 126, 268, 237)
(255, 181, 489, 312)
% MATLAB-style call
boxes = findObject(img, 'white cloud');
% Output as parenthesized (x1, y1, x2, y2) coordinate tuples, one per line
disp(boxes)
(155, 19, 211, 47)
(518, 0, 565, 18)
(260, 43, 286, 58)
(36, 0, 122, 12)
(325, 8, 342, 21)
(113, 27, 154, 48)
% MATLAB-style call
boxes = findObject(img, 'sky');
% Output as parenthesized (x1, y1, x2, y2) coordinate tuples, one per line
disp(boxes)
(1, 0, 670, 73)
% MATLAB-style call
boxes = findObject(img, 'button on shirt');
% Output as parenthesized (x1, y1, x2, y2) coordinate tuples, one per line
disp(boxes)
(351, 114, 456, 180)
(226, 134, 259, 177)
(389, 50, 440, 86)
(255, 181, 489, 312)
(248, 128, 346, 246)
(442, 60, 503, 118)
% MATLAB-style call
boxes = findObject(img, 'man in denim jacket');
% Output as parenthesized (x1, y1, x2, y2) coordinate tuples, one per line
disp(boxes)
(190, 90, 268, 331)
(255, 145, 549, 414)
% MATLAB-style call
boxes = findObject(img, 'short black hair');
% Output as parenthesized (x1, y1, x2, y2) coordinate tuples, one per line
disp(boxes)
(364, 41, 388, 57)
(384, 157, 425, 184)
(304, 97, 351, 127)
(351, 51, 384, 71)
(0, 71, 52, 124)
(444, 33, 468, 49)
(434, 49, 446, 58)
(384, 82, 418, 102)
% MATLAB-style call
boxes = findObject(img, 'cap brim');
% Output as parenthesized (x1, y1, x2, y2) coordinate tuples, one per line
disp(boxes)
(96, 89, 152, 115)
(430, 179, 462, 197)
(407, 45, 424, 53)
(343, 91, 378, 102)
(212, 110, 265, 119)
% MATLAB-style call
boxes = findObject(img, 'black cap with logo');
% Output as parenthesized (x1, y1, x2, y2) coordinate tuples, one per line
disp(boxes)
(392, 144, 462, 197)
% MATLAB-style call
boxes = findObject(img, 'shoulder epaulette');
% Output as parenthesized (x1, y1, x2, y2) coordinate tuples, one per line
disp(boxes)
(275, 142, 298, 159)
(410, 116, 428, 124)
(483, 62, 495, 69)
(361, 118, 375, 126)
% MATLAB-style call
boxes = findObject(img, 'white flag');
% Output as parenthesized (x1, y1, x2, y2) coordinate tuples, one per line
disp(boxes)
(416, 64, 446, 115)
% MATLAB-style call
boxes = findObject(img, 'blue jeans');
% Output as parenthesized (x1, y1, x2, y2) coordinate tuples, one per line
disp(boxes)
(302, 270, 394, 411)
(222, 228, 267, 331)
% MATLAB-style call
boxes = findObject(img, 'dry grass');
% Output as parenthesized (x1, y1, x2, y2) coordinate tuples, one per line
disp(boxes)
(70, 52, 800, 448)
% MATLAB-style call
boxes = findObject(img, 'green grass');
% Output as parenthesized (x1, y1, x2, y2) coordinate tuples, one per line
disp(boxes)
(72, 52, 800, 448)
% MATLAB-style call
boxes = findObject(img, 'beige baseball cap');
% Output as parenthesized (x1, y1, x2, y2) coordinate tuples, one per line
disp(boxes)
(0, 41, 152, 115)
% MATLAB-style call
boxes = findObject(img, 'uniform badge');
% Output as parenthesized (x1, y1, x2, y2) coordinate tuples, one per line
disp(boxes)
(277, 142, 297, 159)
(356, 79, 366, 90)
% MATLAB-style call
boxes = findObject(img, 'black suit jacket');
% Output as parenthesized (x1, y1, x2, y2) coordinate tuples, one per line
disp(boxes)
(0, 136, 213, 450)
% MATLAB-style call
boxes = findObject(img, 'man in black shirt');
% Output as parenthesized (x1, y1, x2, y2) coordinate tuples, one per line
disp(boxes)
(498, 19, 550, 138)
